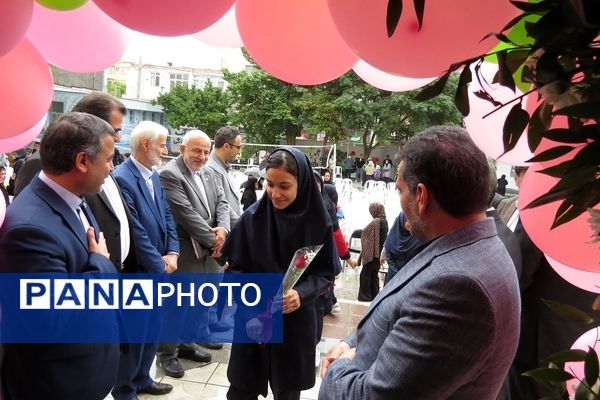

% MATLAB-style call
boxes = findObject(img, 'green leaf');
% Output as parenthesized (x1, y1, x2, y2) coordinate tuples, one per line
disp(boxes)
(501, 13, 530, 33)
(526, 146, 575, 163)
(528, 101, 553, 151)
(497, 50, 516, 92)
(415, 72, 451, 101)
(555, 101, 600, 119)
(502, 104, 529, 153)
(413, 0, 425, 31)
(386, 0, 403, 37)
(584, 348, 599, 388)
(523, 367, 574, 383)
(455, 64, 472, 116)
(509, 0, 556, 13)
(542, 128, 589, 144)
(542, 299, 595, 325)
(545, 349, 588, 364)
(481, 32, 514, 44)
(552, 182, 600, 228)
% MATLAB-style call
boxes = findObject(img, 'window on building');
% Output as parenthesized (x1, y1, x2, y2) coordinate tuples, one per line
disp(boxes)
(169, 73, 189, 89)
(48, 101, 65, 124)
(150, 72, 160, 87)
(193, 74, 204, 88)
(129, 110, 135, 123)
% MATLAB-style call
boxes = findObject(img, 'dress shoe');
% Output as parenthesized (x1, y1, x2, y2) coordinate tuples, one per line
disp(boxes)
(138, 381, 173, 396)
(198, 342, 223, 350)
(178, 347, 212, 363)
(157, 358, 184, 378)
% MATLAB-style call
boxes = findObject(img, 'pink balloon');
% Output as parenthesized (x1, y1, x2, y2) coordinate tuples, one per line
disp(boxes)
(519, 164, 600, 272)
(546, 255, 600, 294)
(26, 2, 127, 73)
(193, 4, 243, 49)
(327, 0, 519, 78)
(94, 0, 235, 36)
(0, 38, 53, 140)
(353, 60, 435, 91)
(0, 115, 47, 154)
(236, 0, 359, 85)
(565, 328, 600, 397)
(0, 0, 33, 57)
(464, 63, 534, 165)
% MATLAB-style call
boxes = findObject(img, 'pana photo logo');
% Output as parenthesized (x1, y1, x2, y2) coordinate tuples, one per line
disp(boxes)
(20, 278, 261, 310)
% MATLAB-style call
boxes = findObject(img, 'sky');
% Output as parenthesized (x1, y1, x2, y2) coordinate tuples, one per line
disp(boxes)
(121, 31, 249, 73)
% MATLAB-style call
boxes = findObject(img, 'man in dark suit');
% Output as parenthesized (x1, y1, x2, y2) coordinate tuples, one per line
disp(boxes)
(0, 112, 119, 400)
(320, 126, 521, 399)
(158, 129, 231, 377)
(112, 121, 180, 400)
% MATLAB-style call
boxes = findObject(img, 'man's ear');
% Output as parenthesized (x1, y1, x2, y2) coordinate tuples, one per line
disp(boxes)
(74, 152, 89, 173)
(142, 138, 150, 151)
(415, 183, 429, 215)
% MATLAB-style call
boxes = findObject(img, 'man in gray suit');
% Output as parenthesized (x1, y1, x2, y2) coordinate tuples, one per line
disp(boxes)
(158, 129, 230, 378)
(319, 126, 521, 400)
(205, 126, 242, 227)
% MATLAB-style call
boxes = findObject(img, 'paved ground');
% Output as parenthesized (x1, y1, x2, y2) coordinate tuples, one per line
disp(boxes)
(104, 258, 381, 400)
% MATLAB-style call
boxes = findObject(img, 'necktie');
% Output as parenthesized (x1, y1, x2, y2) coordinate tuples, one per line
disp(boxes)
(77, 200, 99, 240)
(147, 176, 155, 201)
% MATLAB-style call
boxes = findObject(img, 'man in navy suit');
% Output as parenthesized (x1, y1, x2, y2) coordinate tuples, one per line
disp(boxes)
(0, 112, 119, 400)
(112, 121, 180, 400)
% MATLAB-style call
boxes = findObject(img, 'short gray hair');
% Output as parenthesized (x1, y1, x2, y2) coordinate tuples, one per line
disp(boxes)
(183, 129, 211, 146)
(130, 121, 168, 153)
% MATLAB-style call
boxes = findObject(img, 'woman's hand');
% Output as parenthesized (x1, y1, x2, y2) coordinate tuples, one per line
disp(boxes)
(282, 289, 301, 314)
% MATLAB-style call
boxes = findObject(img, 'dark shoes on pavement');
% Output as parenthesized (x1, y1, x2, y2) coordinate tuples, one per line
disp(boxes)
(138, 381, 173, 396)
(178, 347, 212, 363)
(158, 358, 184, 378)
(198, 342, 223, 350)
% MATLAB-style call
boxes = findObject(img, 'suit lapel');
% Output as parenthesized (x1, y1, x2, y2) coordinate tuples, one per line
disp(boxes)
(178, 157, 210, 216)
(126, 159, 163, 228)
(31, 178, 88, 249)
(98, 187, 117, 219)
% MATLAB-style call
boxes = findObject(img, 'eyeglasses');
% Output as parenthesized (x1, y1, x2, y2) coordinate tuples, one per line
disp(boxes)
(227, 142, 242, 150)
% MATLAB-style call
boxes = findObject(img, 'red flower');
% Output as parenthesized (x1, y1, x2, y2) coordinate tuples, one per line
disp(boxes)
(350, 150, 356, 157)
(294, 255, 306, 269)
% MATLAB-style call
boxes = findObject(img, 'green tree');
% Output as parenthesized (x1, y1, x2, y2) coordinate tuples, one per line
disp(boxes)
(106, 79, 126, 98)
(299, 71, 462, 159)
(224, 69, 304, 144)
(153, 81, 229, 136)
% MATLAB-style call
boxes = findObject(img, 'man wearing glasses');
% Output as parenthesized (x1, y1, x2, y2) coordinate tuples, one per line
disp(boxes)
(206, 126, 243, 228)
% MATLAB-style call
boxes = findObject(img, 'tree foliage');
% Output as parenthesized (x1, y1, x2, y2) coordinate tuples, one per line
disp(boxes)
(153, 81, 229, 136)
(224, 69, 303, 144)
(106, 79, 126, 98)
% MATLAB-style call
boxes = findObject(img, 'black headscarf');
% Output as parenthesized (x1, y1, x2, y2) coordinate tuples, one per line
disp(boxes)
(384, 212, 422, 259)
(313, 171, 339, 231)
(222, 147, 336, 299)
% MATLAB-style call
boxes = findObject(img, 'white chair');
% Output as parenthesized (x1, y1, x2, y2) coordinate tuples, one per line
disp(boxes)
(387, 182, 397, 192)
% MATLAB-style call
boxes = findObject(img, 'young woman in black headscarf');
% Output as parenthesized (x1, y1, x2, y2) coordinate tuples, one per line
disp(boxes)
(240, 176, 258, 211)
(357, 202, 388, 301)
(382, 211, 422, 285)
(222, 147, 336, 400)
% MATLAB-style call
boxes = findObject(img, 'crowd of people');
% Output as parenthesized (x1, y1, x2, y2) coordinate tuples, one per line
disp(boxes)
(0, 91, 596, 400)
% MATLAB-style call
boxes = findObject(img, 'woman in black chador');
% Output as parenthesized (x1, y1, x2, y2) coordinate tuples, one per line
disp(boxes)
(222, 147, 336, 400)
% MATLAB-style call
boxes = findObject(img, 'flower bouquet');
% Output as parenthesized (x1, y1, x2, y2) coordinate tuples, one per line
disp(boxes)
(282, 245, 323, 293)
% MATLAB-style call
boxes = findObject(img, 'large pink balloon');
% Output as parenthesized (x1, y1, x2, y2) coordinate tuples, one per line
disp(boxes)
(519, 164, 600, 272)
(236, 0, 359, 85)
(546, 255, 600, 294)
(464, 63, 534, 165)
(94, 0, 235, 36)
(193, 4, 243, 49)
(0, 115, 47, 154)
(353, 60, 435, 92)
(327, 0, 519, 78)
(565, 328, 600, 397)
(0, 0, 33, 57)
(0, 39, 53, 140)
(26, 2, 127, 73)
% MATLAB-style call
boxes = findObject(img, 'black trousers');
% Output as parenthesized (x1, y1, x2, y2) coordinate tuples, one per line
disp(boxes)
(358, 259, 380, 301)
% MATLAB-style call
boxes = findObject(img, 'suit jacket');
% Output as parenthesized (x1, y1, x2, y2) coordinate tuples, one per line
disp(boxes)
(496, 196, 518, 225)
(113, 157, 179, 273)
(319, 218, 521, 400)
(13, 151, 41, 197)
(159, 156, 230, 273)
(206, 153, 241, 227)
(0, 177, 119, 400)
(487, 209, 522, 280)
(85, 174, 137, 271)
